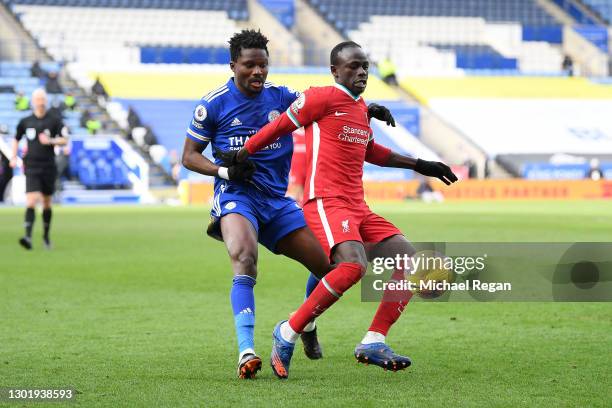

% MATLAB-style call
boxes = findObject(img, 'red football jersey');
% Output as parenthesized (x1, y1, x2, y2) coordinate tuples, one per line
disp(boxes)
(289, 127, 306, 187)
(286, 84, 372, 203)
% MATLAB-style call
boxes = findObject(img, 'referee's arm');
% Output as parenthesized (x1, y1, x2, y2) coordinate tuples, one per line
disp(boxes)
(39, 123, 69, 147)
(10, 138, 20, 168)
(10, 120, 24, 168)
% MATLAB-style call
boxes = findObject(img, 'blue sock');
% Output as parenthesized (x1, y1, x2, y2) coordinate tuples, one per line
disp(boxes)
(304, 273, 320, 299)
(231, 275, 256, 355)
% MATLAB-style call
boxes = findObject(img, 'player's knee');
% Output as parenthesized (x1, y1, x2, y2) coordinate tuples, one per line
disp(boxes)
(332, 242, 368, 270)
(228, 248, 257, 277)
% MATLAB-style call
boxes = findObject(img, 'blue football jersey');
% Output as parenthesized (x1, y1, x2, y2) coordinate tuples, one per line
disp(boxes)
(186, 77, 300, 197)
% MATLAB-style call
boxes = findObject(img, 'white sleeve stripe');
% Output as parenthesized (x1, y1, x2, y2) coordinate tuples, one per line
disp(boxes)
(186, 128, 210, 141)
(203, 85, 228, 101)
(203, 86, 225, 100)
(205, 88, 229, 103)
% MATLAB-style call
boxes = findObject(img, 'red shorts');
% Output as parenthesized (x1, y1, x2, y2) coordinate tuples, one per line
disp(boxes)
(303, 197, 402, 257)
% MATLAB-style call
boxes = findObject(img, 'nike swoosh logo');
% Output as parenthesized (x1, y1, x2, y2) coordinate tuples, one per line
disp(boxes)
(335, 111, 348, 116)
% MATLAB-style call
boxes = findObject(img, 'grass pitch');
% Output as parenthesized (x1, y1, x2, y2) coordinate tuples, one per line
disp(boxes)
(1, 201, 611, 407)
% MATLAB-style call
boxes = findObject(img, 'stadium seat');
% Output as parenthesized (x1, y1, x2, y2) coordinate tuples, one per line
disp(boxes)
(307, 0, 564, 74)
(11, 3, 244, 64)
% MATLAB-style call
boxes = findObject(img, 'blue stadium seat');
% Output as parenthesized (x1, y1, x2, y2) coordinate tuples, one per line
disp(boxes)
(78, 158, 97, 187)
(95, 157, 114, 186)
(112, 158, 129, 186)
(140, 46, 230, 64)
(431, 44, 518, 70)
(308, 0, 561, 36)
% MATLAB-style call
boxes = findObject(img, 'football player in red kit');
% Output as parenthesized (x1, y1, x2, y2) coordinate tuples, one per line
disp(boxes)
(234, 41, 458, 378)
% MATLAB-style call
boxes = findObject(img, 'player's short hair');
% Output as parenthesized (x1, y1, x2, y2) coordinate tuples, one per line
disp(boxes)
(330, 41, 362, 65)
(229, 29, 269, 62)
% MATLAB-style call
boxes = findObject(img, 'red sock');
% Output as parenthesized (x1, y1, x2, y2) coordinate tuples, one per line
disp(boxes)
(288, 262, 364, 333)
(368, 270, 413, 336)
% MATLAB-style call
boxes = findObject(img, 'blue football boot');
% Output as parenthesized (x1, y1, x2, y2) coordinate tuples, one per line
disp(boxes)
(354, 342, 412, 371)
(270, 320, 295, 379)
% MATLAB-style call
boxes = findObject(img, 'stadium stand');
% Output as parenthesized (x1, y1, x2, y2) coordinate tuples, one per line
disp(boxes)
(307, 0, 566, 74)
(429, 44, 518, 70)
(580, 0, 612, 23)
(401, 76, 612, 178)
(551, 0, 605, 24)
(259, 0, 295, 29)
(0, 56, 161, 201)
(0, 61, 85, 132)
(8, 2, 245, 64)
(7, 0, 608, 184)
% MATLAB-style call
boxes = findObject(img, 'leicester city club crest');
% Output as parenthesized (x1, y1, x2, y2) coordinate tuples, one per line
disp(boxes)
(268, 110, 280, 122)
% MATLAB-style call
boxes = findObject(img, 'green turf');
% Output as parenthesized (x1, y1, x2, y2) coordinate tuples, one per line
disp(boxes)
(1, 201, 611, 407)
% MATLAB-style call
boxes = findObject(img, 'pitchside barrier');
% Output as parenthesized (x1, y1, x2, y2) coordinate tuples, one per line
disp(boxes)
(178, 179, 612, 205)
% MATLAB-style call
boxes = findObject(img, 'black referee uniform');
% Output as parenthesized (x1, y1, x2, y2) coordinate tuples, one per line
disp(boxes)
(15, 112, 66, 196)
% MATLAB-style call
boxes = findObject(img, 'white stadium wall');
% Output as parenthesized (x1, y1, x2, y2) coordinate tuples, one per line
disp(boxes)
(428, 98, 612, 156)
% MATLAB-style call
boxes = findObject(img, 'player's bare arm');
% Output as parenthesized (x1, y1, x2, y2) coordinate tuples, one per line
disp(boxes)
(181, 137, 219, 176)
(182, 137, 255, 181)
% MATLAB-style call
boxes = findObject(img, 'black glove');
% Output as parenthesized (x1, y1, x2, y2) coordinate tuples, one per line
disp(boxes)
(228, 161, 256, 181)
(214, 146, 239, 165)
(215, 147, 256, 181)
(414, 159, 458, 186)
(368, 103, 396, 127)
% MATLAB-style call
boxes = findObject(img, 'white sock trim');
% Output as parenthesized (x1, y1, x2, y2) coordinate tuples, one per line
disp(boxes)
(321, 277, 340, 298)
(280, 321, 299, 343)
(361, 331, 386, 345)
(302, 320, 316, 332)
(239, 347, 256, 362)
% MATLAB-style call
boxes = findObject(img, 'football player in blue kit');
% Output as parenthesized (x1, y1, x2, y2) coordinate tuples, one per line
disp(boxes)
(181, 30, 395, 379)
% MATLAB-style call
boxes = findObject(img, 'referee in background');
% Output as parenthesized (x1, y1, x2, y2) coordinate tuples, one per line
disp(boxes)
(10, 88, 68, 250)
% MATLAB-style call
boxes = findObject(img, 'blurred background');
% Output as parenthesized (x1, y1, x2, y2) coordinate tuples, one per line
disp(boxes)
(1, 0, 611, 205)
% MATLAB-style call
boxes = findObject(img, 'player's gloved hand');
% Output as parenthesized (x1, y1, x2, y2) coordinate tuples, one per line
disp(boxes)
(226, 161, 256, 181)
(368, 103, 396, 127)
(214, 147, 256, 181)
(414, 159, 458, 185)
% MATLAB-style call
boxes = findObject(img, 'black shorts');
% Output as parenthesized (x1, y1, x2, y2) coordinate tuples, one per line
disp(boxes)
(25, 168, 57, 195)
